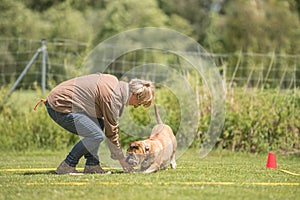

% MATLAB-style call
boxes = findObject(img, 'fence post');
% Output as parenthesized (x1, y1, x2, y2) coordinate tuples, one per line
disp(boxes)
(41, 39, 47, 94)
(6, 39, 47, 99)
(229, 50, 242, 89)
(7, 45, 42, 97)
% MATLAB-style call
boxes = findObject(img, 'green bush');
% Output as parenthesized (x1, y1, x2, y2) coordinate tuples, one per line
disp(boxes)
(0, 87, 299, 153)
(0, 88, 78, 151)
(217, 89, 300, 153)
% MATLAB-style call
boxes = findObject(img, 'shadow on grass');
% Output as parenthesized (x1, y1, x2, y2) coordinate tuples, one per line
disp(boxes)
(23, 170, 56, 175)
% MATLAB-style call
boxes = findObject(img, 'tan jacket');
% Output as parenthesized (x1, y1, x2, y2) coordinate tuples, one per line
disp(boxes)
(47, 73, 129, 160)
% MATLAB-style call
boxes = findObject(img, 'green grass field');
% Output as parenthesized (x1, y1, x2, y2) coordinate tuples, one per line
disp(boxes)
(0, 149, 299, 200)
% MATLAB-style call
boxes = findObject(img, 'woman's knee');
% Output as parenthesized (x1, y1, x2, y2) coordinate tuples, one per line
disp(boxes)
(94, 131, 105, 142)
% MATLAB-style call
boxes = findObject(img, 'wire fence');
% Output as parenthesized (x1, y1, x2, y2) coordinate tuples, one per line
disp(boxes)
(1, 38, 298, 153)
(0, 38, 299, 92)
(0, 38, 87, 90)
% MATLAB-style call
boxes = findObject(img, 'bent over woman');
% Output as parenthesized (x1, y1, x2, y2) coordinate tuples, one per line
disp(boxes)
(41, 73, 155, 174)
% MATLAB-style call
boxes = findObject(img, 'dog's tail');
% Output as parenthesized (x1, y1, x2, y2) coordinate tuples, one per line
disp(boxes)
(154, 104, 163, 124)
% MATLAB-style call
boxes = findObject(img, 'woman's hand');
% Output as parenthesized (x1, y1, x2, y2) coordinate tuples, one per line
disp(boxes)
(119, 157, 134, 172)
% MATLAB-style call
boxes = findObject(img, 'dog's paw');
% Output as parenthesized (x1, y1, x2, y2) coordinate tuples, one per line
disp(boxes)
(170, 161, 176, 169)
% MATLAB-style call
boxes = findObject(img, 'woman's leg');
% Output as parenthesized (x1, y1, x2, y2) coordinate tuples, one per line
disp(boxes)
(68, 112, 104, 166)
(84, 118, 105, 165)
(45, 102, 104, 170)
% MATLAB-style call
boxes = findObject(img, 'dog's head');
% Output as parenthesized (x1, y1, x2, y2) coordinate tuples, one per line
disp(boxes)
(125, 141, 150, 167)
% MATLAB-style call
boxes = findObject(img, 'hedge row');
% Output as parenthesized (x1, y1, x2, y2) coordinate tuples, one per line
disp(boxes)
(0, 87, 299, 153)
(219, 89, 299, 153)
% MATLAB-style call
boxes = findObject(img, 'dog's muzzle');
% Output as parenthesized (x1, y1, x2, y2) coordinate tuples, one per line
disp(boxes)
(125, 155, 138, 167)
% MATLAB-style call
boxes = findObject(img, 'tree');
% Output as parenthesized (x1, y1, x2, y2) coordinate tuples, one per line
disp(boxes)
(0, 0, 44, 38)
(92, 0, 194, 44)
(40, 2, 92, 42)
(217, 0, 300, 53)
(294, 0, 300, 18)
(157, 0, 225, 44)
(21, 0, 66, 12)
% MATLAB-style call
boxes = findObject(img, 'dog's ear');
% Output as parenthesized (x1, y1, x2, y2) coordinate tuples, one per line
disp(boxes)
(130, 142, 139, 150)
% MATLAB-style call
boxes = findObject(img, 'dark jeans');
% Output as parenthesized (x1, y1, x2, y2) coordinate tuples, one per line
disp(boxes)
(45, 101, 105, 167)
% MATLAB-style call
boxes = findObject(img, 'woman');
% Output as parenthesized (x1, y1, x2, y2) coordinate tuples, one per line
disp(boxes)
(40, 73, 155, 174)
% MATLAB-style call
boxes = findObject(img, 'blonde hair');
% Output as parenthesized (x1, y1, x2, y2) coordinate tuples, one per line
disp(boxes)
(129, 79, 155, 108)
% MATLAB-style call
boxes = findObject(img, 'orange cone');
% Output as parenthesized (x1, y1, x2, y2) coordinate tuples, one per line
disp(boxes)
(266, 152, 277, 169)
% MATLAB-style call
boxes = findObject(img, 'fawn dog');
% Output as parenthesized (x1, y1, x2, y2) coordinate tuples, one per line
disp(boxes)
(125, 104, 177, 173)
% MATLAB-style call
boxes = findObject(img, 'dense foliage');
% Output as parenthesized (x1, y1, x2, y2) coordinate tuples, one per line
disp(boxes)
(1, 0, 300, 53)
(1, 0, 300, 88)
(0, 87, 298, 153)
(0, 0, 299, 153)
